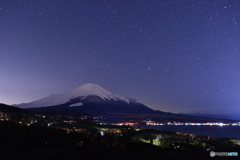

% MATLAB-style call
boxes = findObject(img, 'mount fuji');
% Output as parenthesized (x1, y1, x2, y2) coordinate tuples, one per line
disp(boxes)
(16, 83, 129, 108)
(15, 83, 156, 116)
(14, 83, 229, 122)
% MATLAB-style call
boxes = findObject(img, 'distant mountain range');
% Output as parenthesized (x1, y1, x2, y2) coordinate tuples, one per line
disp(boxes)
(13, 83, 233, 122)
(0, 103, 30, 114)
(180, 113, 240, 121)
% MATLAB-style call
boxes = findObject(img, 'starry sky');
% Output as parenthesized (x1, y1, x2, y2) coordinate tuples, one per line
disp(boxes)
(1, 0, 240, 118)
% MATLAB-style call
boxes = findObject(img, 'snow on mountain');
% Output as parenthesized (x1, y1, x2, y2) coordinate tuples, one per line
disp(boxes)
(15, 83, 129, 108)
(67, 83, 118, 100)
(69, 102, 83, 107)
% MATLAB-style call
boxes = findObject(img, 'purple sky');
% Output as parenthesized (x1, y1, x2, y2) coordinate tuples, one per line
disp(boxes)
(1, 0, 240, 117)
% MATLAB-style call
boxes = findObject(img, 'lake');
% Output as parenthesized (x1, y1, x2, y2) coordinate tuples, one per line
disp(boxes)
(136, 125, 240, 139)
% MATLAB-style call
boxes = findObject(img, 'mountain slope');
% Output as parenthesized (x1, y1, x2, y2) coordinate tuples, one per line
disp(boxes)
(27, 95, 156, 116)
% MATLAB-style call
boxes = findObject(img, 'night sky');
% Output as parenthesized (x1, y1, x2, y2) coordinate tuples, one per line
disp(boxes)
(1, 0, 240, 118)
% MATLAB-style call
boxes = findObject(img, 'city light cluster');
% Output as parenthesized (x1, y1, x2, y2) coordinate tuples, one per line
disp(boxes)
(144, 121, 240, 126)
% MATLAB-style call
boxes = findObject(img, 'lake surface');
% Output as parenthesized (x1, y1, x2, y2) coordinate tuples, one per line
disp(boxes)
(136, 125, 240, 139)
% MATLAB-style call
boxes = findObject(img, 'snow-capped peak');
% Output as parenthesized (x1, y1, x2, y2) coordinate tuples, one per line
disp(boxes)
(67, 83, 115, 100)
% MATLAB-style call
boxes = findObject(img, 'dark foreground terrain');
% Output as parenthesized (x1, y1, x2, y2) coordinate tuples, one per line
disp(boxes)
(0, 103, 239, 160)
(0, 120, 239, 160)
(0, 148, 212, 160)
